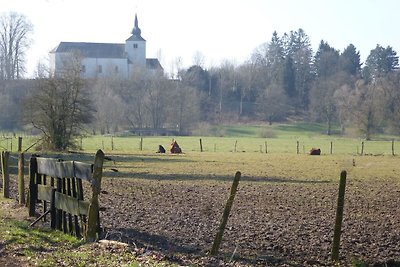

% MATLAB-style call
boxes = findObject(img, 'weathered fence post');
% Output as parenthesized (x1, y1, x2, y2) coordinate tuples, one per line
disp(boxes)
(392, 139, 395, 156)
(331, 170, 347, 262)
(361, 141, 364, 155)
(265, 141, 268, 154)
(18, 136, 23, 152)
(234, 140, 237, 152)
(330, 141, 333, 154)
(199, 138, 203, 152)
(18, 153, 25, 205)
(86, 149, 105, 241)
(111, 136, 114, 151)
(296, 141, 299, 154)
(139, 137, 143, 151)
(1, 151, 10, 198)
(210, 171, 241, 256)
(28, 156, 38, 216)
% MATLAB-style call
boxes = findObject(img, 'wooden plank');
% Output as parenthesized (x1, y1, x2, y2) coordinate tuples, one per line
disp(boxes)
(73, 161, 93, 181)
(37, 184, 54, 202)
(37, 158, 74, 178)
(2, 151, 10, 198)
(54, 192, 89, 216)
(28, 157, 38, 217)
(36, 158, 92, 181)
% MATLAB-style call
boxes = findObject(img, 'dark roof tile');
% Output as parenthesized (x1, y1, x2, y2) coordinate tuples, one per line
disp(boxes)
(51, 42, 126, 59)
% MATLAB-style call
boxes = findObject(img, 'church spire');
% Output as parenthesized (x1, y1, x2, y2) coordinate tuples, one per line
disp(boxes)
(131, 13, 142, 37)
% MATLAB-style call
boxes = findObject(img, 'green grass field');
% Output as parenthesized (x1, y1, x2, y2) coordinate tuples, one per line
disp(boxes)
(1, 122, 400, 266)
(1, 122, 398, 155)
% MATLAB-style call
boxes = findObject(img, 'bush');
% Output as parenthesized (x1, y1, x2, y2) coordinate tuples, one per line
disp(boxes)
(258, 128, 277, 138)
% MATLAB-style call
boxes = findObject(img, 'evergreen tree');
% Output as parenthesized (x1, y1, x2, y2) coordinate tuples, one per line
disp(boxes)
(340, 44, 362, 76)
(364, 44, 399, 80)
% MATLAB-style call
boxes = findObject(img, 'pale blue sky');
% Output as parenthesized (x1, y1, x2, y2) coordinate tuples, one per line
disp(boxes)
(2, 0, 400, 77)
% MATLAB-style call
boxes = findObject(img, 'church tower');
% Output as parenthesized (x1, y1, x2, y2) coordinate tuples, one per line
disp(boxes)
(125, 14, 146, 71)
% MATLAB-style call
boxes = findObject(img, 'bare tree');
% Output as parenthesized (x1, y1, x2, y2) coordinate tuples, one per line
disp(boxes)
(0, 12, 33, 80)
(257, 84, 288, 125)
(91, 78, 125, 134)
(351, 80, 384, 140)
(23, 54, 93, 150)
(168, 83, 200, 134)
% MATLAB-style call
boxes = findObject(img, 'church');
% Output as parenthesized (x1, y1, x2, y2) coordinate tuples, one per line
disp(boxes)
(49, 14, 163, 78)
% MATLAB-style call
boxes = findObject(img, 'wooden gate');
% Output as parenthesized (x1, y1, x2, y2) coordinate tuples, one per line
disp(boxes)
(28, 150, 104, 241)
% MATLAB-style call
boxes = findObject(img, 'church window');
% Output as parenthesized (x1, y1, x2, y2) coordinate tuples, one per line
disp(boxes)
(133, 43, 138, 48)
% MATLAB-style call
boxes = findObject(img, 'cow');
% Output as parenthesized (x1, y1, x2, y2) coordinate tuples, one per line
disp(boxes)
(170, 139, 182, 154)
(310, 148, 321, 155)
(157, 145, 166, 153)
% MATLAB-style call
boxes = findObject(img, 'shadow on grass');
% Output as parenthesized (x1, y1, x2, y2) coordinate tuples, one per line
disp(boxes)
(103, 171, 331, 184)
(105, 227, 284, 266)
(1, 219, 82, 253)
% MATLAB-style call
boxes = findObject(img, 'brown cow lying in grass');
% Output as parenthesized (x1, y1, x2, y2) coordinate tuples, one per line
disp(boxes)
(310, 148, 321, 155)
(170, 140, 182, 154)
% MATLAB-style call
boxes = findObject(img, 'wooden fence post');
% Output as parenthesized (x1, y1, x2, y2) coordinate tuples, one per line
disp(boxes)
(210, 171, 241, 256)
(86, 149, 105, 242)
(111, 136, 114, 151)
(296, 141, 299, 154)
(265, 141, 268, 154)
(140, 137, 143, 151)
(331, 170, 347, 262)
(1, 151, 10, 198)
(392, 139, 395, 156)
(234, 140, 237, 152)
(330, 141, 333, 154)
(361, 141, 364, 155)
(199, 138, 203, 152)
(28, 156, 38, 216)
(18, 153, 25, 205)
(18, 137, 23, 152)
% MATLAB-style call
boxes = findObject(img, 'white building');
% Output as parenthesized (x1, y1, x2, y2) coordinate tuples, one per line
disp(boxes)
(50, 14, 162, 78)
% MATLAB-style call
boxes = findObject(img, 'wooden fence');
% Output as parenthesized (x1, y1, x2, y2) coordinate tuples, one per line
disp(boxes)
(28, 150, 104, 241)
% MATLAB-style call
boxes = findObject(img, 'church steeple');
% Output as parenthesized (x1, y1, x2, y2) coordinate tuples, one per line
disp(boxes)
(125, 12, 146, 70)
(131, 13, 142, 37)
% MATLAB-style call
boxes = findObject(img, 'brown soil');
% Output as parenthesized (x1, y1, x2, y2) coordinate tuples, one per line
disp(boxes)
(98, 177, 400, 266)
(3, 170, 400, 266)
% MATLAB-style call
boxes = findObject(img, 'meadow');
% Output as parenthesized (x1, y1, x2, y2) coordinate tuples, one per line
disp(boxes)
(1, 122, 400, 266)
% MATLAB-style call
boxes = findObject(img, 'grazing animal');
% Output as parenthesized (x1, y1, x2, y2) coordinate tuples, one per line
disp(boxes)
(310, 148, 321, 155)
(157, 145, 166, 153)
(170, 139, 182, 154)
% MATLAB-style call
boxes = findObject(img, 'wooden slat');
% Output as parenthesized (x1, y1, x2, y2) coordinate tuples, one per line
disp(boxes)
(37, 184, 54, 202)
(55, 192, 89, 216)
(74, 161, 93, 181)
(36, 158, 92, 181)
(37, 158, 74, 178)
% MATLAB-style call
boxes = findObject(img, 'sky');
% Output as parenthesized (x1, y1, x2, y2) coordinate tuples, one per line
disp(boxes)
(2, 0, 400, 77)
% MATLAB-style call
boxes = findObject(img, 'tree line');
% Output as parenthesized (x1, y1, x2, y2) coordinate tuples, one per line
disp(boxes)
(1, 12, 400, 150)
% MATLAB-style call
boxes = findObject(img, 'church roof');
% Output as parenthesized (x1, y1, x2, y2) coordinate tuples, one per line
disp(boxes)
(146, 58, 163, 70)
(50, 42, 126, 59)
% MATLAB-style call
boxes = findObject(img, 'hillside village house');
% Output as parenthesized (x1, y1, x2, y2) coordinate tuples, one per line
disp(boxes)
(49, 14, 163, 78)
